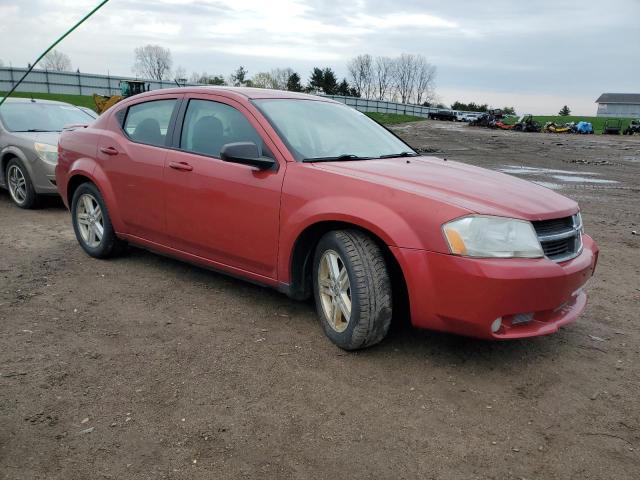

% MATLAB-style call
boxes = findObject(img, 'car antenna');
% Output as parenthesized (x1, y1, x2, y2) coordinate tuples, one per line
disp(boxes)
(174, 79, 183, 88)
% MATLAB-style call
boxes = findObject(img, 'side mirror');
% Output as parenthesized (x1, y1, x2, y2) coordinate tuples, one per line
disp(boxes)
(220, 142, 276, 170)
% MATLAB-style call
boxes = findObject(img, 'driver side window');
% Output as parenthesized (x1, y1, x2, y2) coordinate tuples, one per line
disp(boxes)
(180, 99, 265, 158)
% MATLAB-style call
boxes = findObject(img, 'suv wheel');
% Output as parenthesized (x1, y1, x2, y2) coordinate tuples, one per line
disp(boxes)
(313, 230, 392, 350)
(71, 182, 125, 258)
(6, 158, 39, 209)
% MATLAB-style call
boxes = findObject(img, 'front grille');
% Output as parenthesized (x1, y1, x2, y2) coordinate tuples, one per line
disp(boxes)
(532, 214, 583, 262)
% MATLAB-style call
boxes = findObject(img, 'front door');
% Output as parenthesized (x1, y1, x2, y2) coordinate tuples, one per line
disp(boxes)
(164, 96, 285, 280)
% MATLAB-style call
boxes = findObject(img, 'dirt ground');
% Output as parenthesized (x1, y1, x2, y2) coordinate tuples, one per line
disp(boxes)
(1, 121, 639, 480)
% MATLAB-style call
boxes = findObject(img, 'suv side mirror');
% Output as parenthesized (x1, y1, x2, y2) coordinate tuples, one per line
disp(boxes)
(220, 142, 276, 170)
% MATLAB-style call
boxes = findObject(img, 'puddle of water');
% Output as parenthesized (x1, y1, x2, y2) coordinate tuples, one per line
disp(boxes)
(551, 175, 619, 184)
(532, 181, 563, 190)
(500, 165, 599, 175)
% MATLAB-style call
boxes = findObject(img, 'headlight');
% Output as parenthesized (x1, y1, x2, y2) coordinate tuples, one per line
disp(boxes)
(34, 142, 58, 164)
(442, 215, 543, 258)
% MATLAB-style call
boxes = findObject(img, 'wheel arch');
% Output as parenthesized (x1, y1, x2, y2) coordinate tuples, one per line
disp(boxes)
(285, 220, 410, 324)
(0, 147, 29, 186)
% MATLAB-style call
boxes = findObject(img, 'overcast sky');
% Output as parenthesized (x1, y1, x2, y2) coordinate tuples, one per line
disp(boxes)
(1, 0, 639, 114)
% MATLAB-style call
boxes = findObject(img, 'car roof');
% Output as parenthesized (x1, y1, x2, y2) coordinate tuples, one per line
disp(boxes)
(0, 96, 74, 106)
(131, 86, 338, 103)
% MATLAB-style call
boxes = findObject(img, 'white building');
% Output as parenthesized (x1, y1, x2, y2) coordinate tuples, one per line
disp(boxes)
(595, 93, 640, 118)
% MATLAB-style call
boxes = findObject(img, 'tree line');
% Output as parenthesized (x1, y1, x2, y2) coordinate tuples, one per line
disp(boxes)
(7, 45, 536, 114)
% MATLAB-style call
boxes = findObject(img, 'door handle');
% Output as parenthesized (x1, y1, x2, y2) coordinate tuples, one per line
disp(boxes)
(169, 161, 193, 172)
(99, 146, 119, 156)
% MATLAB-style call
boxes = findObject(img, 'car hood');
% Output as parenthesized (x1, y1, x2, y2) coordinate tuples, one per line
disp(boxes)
(9, 131, 60, 145)
(314, 156, 578, 220)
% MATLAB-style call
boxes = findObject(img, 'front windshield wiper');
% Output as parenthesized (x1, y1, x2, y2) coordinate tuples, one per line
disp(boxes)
(377, 151, 419, 159)
(13, 129, 59, 132)
(302, 154, 373, 163)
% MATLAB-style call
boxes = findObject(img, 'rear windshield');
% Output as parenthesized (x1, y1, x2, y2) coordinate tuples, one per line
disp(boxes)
(0, 102, 95, 132)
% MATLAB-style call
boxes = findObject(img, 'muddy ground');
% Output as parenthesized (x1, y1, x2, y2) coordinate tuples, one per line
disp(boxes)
(1, 121, 639, 480)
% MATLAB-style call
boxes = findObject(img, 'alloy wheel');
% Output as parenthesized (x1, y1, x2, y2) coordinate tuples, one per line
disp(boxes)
(7, 164, 27, 205)
(76, 193, 104, 248)
(317, 249, 352, 333)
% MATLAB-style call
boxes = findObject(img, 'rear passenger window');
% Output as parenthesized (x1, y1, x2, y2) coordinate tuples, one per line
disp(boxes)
(123, 99, 176, 147)
(180, 99, 265, 158)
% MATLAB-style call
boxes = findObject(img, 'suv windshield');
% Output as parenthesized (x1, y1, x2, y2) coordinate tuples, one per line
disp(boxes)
(0, 102, 95, 132)
(254, 99, 416, 161)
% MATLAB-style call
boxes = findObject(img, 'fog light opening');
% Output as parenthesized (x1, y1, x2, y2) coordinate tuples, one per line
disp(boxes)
(512, 312, 534, 326)
(491, 317, 502, 333)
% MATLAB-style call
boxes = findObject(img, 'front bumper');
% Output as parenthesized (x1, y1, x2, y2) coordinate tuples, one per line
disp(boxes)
(391, 235, 599, 339)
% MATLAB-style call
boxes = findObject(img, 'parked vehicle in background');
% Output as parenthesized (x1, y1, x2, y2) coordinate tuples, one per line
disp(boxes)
(56, 87, 599, 350)
(0, 98, 95, 208)
(603, 118, 622, 135)
(623, 119, 640, 135)
(458, 112, 483, 122)
(429, 109, 457, 121)
(512, 114, 541, 132)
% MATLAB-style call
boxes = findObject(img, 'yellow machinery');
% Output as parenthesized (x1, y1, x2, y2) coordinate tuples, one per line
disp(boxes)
(93, 80, 149, 114)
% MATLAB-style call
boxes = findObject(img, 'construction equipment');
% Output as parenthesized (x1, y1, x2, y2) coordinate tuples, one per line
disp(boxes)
(93, 80, 149, 114)
(623, 119, 640, 135)
(603, 118, 622, 135)
(512, 114, 540, 133)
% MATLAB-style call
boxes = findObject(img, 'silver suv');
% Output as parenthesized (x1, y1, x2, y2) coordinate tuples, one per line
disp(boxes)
(0, 97, 95, 208)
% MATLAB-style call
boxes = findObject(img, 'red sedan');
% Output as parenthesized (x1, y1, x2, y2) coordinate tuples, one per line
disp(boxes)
(56, 87, 599, 350)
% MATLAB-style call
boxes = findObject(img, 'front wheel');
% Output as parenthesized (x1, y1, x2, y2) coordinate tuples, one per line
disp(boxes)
(313, 230, 392, 350)
(6, 158, 39, 209)
(71, 182, 125, 258)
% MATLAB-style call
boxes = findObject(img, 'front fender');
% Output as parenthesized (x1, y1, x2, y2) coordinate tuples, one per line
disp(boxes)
(1, 145, 31, 186)
(278, 195, 424, 283)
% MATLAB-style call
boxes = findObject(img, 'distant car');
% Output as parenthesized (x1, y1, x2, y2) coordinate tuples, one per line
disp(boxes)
(459, 112, 483, 122)
(428, 109, 457, 121)
(56, 87, 598, 350)
(0, 98, 95, 208)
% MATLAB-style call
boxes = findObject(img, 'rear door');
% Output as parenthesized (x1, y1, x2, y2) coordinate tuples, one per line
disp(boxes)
(98, 96, 181, 243)
(163, 95, 285, 280)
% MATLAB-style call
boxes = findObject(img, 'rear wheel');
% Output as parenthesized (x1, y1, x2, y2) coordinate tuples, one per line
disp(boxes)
(6, 158, 39, 209)
(313, 230, 392, 350)
(71, 182, 125, 258)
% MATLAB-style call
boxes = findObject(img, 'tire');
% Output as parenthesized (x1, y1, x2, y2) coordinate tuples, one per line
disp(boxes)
(312, 230, 392, 350)
(5, 158, 39, 209)
(71, 182, 125, 258)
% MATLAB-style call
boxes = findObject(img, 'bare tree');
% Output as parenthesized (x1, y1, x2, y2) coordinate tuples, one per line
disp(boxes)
(0, 59, 4, 68)
(42, 50, 72, 72)
(374, 56, 395, 100)
(251, 72, 275, 89)
(173, 66, 187, 83)
(394, 53, 419, 104)
(414, 56, 437, 105)
(133, 44, 172, 80)
(270, 68, 294, 90)
(347, 54, 374, 98)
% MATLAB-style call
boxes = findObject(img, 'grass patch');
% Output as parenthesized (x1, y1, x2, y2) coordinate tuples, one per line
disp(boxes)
(1, 91, 97, 111)
(366, 112, 426, 125)
(504, 114, 635, 134)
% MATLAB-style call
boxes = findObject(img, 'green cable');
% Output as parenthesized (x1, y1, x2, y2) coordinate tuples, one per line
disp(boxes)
(0, 0, 110, 107)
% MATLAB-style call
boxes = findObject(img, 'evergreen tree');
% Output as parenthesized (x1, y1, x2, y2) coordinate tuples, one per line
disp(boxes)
(231, 66, 250, 86)
(336, 78, 350, 96)
(559, 105, 571, 116)
(286, 72, 303, 92)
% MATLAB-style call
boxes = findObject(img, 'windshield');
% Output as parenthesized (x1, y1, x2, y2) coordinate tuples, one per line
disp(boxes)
(254, 99, 415, 161)
(0, 102, 95, 132)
